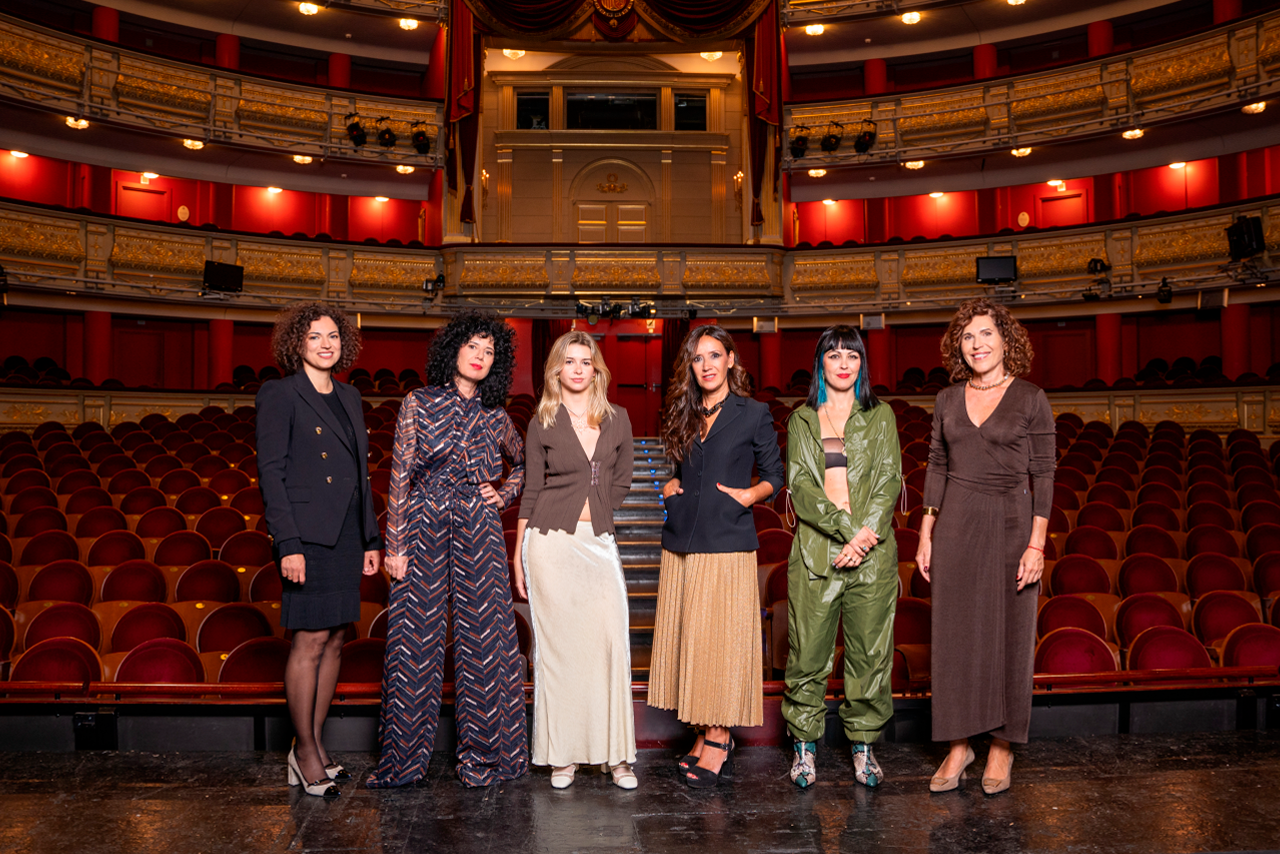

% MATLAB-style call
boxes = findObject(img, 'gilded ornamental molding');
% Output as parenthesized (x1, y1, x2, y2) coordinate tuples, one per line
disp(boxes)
(235, 245, 326, 299)
(109, 229, 206, 277)
(456, 256, 551, 290)
(571, 256, 662, 289)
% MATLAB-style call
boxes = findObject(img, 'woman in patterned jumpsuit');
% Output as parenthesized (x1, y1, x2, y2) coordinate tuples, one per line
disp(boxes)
(367, 311, 528, 788)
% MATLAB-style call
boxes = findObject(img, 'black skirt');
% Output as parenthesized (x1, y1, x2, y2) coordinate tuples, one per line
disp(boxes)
(279, 492, 363, 630)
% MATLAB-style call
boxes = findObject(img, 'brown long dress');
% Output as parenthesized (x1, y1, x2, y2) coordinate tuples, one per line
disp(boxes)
(923, 378, 1056, 744)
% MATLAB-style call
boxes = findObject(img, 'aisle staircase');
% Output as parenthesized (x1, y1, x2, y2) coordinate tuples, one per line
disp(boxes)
(618, 438, 669, 681)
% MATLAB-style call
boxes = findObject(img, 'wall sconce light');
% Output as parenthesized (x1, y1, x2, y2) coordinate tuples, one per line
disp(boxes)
(804, 24, 825, 35)
(141, 172, 159, 184)
(929, 191, 944, 198)
(375, 196, 389, 202)
(1011, 147, 1032, 157)
(1241, 101, 1266, 114)
(299, 3, 319, 15)
(1122, 128, 1144, 140)
(183, 139, 204, 150)
(65, 116, 88, 130)
(480, 169, 489, 210)
(902, 12, 922, 24)
(904, 160, 924, 170)
(700, 51, 723, 62)
(399, 19, 418, 30)
(503, 49, 526, 60)
(733, 170, 744, 211)
(1047, 179, 1064, 188)
(396, 165, 415, 174)
(292, 155, 313, 164)
(822, 198, 837, 205)
(1168, 162, 1186, 169)
(9, 151, 29, 158)
(268, 186, 283, 194)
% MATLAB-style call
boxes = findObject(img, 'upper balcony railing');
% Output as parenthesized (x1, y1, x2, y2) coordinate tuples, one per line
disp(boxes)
(782, 0, 961, 24)
(2, 197, 1276, 320)
(0, 15, 444, 167)
(785, 12, 1280, 169)
(340, 0, 447, 18)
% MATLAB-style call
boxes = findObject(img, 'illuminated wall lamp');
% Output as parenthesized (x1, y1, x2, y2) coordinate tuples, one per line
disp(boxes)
(700, 52, 723, 61)
(267, 186, 283, 194)
(902, 12, 922, 24)
(65, 116, 88, 130)
(292, 155, 313, 164)
(804, 24, 825, 35)
(1007, 0, 1026, 5)
(1047, 179, 1064, 187)
(1169, 162, 1186, 169)
(1011, 147, 1032, 157)
(1122, 128, 1144, 140)
(904, 160, 924, 170)
(807, 168, 827, 178)
(503, 49, 526, 60)
(396, 165, 415, 174)
(1242, 101, 1266, 114)
(9, 151, 28, 158)
(822, 199, 837, 205)
(929, 191, 944, 198)
(182, 139, 204, 150)
(375, 196, 390, 202)
(399, 19, 418, 30)
(298, 3, 319, 15)
(141, 171, 159, 184)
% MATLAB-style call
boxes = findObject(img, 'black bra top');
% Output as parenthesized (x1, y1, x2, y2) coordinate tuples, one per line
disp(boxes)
(822, 437, 847, 469)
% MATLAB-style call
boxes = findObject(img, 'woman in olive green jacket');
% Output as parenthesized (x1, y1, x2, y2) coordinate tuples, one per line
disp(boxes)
(782, 325, 901, 790)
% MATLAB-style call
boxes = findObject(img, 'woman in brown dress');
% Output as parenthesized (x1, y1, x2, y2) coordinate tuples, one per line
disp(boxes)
(915, 298, 1055, 795)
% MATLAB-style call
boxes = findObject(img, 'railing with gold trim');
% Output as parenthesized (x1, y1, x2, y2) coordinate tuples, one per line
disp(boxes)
(0, 197, 1275, 317)
(785, 12, 1280, 168)
(0, 14, 444, 167)
(342, 0, 447, 18)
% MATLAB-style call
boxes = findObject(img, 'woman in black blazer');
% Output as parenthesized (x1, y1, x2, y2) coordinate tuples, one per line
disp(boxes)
(256, 302, 382, 799)
(648, 325, 784, 789)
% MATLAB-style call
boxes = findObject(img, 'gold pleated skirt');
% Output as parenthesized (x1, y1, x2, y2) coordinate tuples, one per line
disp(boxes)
(647, 549, 762, 728)
(524, 522, 637, 767)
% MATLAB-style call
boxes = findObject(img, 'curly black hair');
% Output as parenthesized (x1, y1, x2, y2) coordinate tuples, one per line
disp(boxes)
(270, 301, 361, 375)
(425, 310, 516, 409)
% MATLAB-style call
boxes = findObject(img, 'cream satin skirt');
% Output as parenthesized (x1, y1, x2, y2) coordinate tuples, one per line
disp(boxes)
(523, 521, 637, 767)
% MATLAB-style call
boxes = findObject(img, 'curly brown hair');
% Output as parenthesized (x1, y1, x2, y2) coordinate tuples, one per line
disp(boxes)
(940, 298, 1033, 382)
(661, 326, 752, 464)
(270, 301, 362, 375)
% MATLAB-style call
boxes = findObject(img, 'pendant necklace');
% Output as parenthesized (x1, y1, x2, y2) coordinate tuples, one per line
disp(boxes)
(564, 404, 592, 432)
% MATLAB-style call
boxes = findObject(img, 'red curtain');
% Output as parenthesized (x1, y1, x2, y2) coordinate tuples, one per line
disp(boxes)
(464, 0, 771, 39)
(531, 318, 574, 394)
(746, 2, 779, 226)
(447, 0, 482, 223)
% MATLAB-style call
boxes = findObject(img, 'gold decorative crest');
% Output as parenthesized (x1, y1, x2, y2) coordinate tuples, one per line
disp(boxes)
(597, 173, 628, 194)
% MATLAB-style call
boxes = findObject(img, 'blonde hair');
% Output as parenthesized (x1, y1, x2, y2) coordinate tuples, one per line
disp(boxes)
(536, 330, 615, 429)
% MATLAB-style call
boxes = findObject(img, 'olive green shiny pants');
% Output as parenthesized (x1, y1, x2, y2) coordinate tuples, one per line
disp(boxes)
(781, 558, 898, 744)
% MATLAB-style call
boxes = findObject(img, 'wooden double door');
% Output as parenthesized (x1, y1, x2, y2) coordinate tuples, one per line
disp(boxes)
(575, 202, 648, 243)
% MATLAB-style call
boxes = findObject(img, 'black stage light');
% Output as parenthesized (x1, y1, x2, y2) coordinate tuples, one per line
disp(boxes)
(1087, 258, 1111, 276)
(820, 121, 844, 153)
(424, 272, 445, 294)
(628, 298, 654, 319)
(1082, 288, 1101, 302)
(789, 125, 811, 159)
(1226, 215, 1265, 261)
(410, 122, 432, 155)
(852, 119, 877, 154)
(376, 118, 397, 148)
(345, 113, 367, 147)
(1156, 277, 1173, 304)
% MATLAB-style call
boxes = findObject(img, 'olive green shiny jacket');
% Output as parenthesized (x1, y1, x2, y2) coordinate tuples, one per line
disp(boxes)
(785, 403, 902, 579)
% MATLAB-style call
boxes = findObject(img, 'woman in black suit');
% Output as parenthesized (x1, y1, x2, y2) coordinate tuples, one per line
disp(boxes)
(256, 302, 382, 799)
(648, 325, 784, 788)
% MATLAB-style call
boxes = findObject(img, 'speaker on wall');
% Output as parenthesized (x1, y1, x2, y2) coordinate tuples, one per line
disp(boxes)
(202, 261, 244, 293)
(1226, 215, 1264, 261)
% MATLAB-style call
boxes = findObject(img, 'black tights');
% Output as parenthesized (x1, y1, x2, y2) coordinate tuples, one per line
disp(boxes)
(285, 626, 345, 785)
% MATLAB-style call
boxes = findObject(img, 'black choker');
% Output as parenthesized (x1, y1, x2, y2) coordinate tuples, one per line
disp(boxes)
(700, 399, 726, 418)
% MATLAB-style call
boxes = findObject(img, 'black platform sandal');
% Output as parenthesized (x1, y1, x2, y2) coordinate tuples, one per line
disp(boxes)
(684, 737, 734, 789)
(676, 729, 705, 771)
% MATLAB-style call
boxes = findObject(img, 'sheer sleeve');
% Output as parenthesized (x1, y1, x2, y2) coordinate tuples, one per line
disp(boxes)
(922, 390, 949, 509)
(611, 407, 634, 510)
(385, 391, 422, 557)
(497, 410, 525, 510)
(1027, 388, 1057, 519)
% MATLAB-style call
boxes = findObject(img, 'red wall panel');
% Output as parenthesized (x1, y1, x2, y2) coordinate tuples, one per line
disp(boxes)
(348, 197, 421, 244)
(0, 152, 72, 207)
(0, 308, 69, 366)
(231, 186, 320, 236)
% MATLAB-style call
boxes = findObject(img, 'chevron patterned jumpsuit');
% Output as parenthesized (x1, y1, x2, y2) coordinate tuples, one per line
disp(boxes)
(368, 385, 528, 788)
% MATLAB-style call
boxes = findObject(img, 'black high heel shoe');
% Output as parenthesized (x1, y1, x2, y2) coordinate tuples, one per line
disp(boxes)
(676, 729, 704, 771)
(684, 737, 734, 789)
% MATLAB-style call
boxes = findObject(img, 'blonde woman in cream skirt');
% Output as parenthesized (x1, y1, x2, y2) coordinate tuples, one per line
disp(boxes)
(513, 330, 637, 790)
(649, 326, 785, 789)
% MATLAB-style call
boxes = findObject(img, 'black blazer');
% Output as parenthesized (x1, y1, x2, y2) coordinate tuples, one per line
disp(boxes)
(662, 394, 785, 554)
(255, 371, 381, 555)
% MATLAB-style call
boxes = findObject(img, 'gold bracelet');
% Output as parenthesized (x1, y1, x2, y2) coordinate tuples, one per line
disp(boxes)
(922, 506, 939, 517)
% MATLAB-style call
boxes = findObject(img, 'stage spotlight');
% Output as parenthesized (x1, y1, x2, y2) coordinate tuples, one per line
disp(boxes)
(852, 119, 877, 154)
(1087, 258, 1111, 276)
(820, 121, 844, 153)
(345, 114, 367, 147)
(410, 122, 432, 154)
(789, 125, 811, 159)
(628, 298, 654, 319)
(1156, 277, 1173, 303)
(424, 273, 445, 295)
(376, 118, 397, 148)
(1082, 288, 1101, 302)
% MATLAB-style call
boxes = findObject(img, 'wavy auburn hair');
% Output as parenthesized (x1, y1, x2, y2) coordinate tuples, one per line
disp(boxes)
(661, 325, 752, 464)
(536, 330, 614, 429)
(270, 301, 361, 375)
(940, 298, 1034, 382)
(425, 310, 516, 409)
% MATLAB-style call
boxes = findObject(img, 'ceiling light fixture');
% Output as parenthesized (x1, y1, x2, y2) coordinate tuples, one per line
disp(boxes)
(700, 51, 723, 61)
(396, 165, 415, 174)
(503, 49, 525, 60)
(140, 171, 158, 184)
(298, 3, 319, 15)
(807, 168, 827, 178)
(902, 12, 922, 24)
(399, 19, 418, 30)
(268, 186, 283, 193)
(1007, 0, 1026, 5)
(805, 24, 825, 35)
(1242, 101, 1266, 114)
(1169, 162, 1186, 169)
(375, 196, 390, 202)
(929, 191, 944, 198)
(822, 199, 836, 205)
(1122, 128, 1144, 140)
(1011, 147, 1032, 157)
(292, 155, 313, 164)
(182, 139, 204, 150)
(905, 160, 924, 170)
(9, 151, 28, 158)
(65, 116, 88, 130)
(1047, 179, 1064, 187)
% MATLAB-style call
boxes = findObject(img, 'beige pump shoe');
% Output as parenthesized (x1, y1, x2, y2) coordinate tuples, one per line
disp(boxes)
(929, 746, 975, 793)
